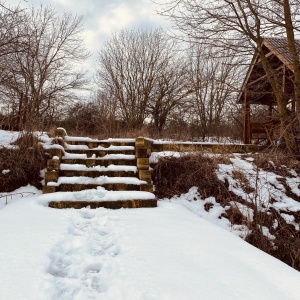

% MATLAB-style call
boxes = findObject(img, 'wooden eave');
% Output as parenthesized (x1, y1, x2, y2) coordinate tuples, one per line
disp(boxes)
(237, 37, 298, 105)
(237, 51, 276, 105)
(262, 39, 295, 72)
(237, 52, 259, 104)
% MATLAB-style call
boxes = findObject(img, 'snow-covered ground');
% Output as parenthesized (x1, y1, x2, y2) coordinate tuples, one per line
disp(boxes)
(0, 129, 52, 149)
(1, 129, 300, 299)
(0, 129, 20, 147)
(0, 187, 300, 300)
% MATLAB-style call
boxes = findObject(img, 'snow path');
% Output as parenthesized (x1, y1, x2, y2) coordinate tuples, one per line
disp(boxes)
(43, 208, 122, 299)
(1, 198, 300, 299)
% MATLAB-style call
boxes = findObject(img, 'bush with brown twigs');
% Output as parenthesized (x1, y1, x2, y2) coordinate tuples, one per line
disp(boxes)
(152, 152, 233, 202)
(0, 131, 47, 192)
(152, 151, 300, 271)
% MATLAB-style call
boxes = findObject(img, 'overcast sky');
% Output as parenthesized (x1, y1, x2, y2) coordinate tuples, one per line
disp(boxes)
(11, 0, 170, 56)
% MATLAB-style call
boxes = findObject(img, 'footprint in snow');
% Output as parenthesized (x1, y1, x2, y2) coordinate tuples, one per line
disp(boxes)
(44, 208, 121, 299)
(80, 208, 96, 219)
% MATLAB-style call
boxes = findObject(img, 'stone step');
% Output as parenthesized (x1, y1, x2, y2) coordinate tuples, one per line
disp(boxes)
(48, 199, 157, 209)
(52, 183, 147, 192)
(43, 188, 157, 209)
(59, 163, 137, 172)
(59, 169, 137, 178)
(60, 158, 136, 167)
(64, 149, 135, 157)
(53, 175, 145, 185)
(64, 137, 135, 148)
(44, 130, 155, 209)
(45, 175, 148, 193)
(44, 182, 153, 193)
(65, 144, 135, 151)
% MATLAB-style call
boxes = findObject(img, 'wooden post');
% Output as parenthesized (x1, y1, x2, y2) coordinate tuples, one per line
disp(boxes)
(282, 64, 288, 108)
(292, 96, 296, 112)
(244, 90, 251, 144)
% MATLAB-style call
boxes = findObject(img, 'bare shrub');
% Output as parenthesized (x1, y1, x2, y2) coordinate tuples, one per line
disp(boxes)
(152, 152, 231, 202)
(153, 151, 300, 271)
(0, 131, 46, 192)
(251, 150, 300, 177)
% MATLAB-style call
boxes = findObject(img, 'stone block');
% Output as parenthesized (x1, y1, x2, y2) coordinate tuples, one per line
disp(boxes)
(86, 159, 96, 167)
(137, 158, 149, 170)
(151, 143, 163, 152)
(45, 171, 59, 183)
(136, 137, 152, 149)
(140, 184, 153, 193)
(144, 139, 152, 149)
(54, 127, 67, 138)
(88, 142, 96, 149)
(47, 159, 60, 171)
(50, 148, 63, 159)
(136, 147, 148, 158)
(42, 186, 57, 194)
(98, 150, 106, 157)
(138, 170, 152, 183)
(136, 137, 145, 148)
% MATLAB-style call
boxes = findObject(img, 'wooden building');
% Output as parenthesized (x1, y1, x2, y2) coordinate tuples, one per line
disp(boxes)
(237, 37, 300, 144)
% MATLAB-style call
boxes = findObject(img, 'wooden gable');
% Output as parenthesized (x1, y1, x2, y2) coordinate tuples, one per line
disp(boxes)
(238, 37, 300, 144)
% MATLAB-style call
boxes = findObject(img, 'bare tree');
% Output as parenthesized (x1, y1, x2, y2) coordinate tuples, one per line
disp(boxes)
(186, 43, 244, 141)
(158, 0, 300, 153)
(97, 28, 188, 133)
(0, 5, 90, 130)
(0, 2, 24, 58)
(147, 53, 190, 136)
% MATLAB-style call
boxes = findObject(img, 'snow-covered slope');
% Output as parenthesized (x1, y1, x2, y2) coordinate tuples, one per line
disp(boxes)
(0, 190, 299, 300)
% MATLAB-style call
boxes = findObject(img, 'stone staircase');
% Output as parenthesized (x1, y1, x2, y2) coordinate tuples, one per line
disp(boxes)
(43, 128, 156, 209)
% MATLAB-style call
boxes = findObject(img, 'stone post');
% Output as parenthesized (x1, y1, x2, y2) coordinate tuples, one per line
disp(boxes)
(135, 137, 153, 193)
(43, 128, 67, 194)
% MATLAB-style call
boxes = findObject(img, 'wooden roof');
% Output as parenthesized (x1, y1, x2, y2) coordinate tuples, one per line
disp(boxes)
(263, 37, 300, 72)
(237, 37, 300, 105)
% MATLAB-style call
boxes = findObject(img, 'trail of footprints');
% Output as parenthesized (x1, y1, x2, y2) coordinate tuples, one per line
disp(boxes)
(46, 208, 121, 299)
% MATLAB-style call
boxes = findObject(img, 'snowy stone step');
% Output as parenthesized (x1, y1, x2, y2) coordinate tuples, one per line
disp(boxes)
(44, 189, 157, 209)
(60, 158, 136, 167)
(46, 176, 149, 192)
(59, 169, 137, 178)
(59, 163, 137, 172)
(56, 183, 142, 192)
(50, 176, 146, 185)
(64, 148, 135, 157)
(44, 130, 155, 208)
(63, 153, 136, 160)
(48, 199, 157, 209)
(65, 144, 135, 151)
(45, 164, 139, 186)
(46, 182, 152, 193)
(64, 136, 135, 148)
